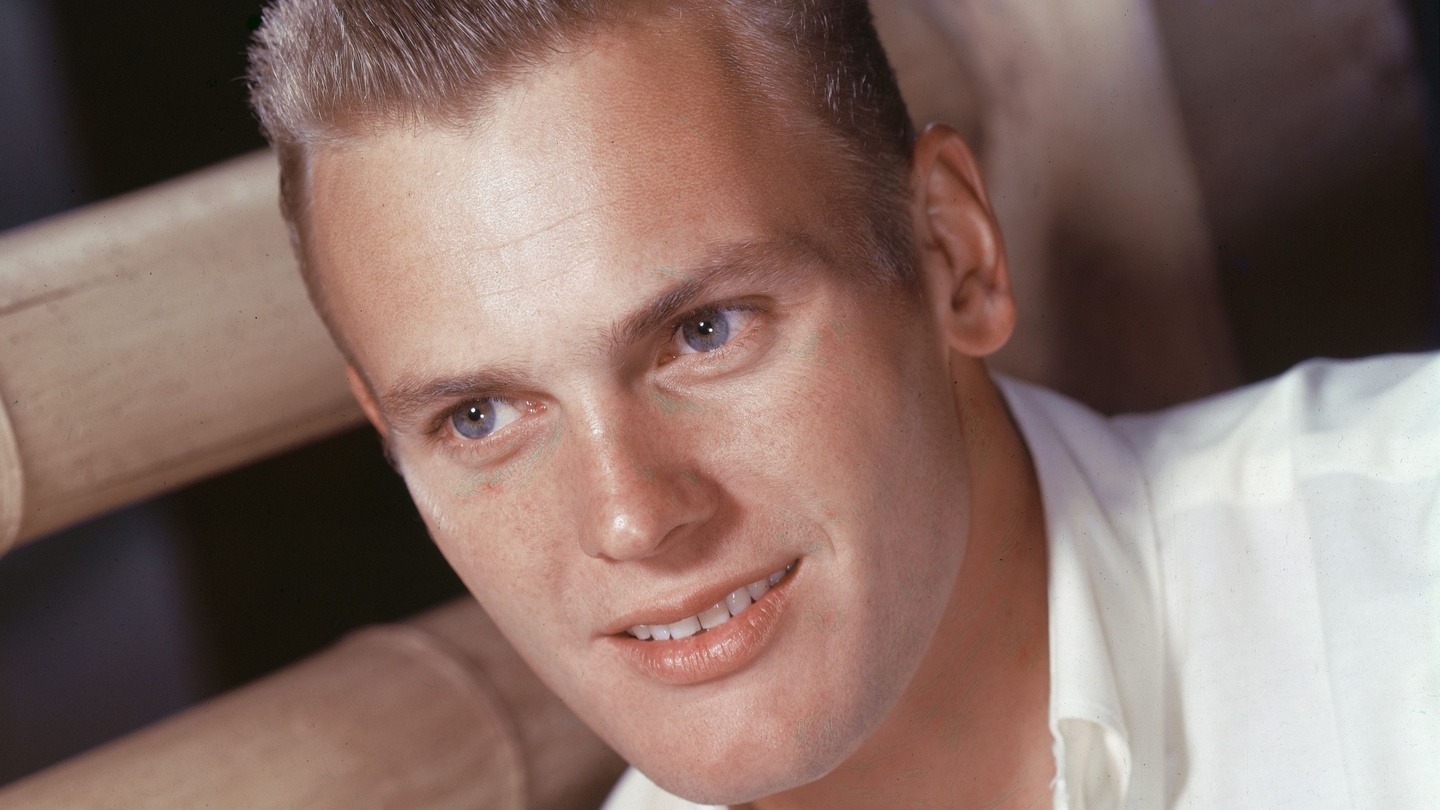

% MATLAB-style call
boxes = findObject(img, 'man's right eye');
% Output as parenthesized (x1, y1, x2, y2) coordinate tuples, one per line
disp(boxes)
(671, 305, 757, 357)
(450, 398, 526, 440)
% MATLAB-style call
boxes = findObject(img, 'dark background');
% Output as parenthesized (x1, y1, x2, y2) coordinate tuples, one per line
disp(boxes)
(0, 0, 1437, 787)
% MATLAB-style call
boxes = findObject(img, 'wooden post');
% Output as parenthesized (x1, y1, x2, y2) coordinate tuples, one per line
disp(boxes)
(874, 0, 1240, 412)
(0, 597, 626, 810)
(872, 0, 1425, 409)
(0, 151, 363, 554)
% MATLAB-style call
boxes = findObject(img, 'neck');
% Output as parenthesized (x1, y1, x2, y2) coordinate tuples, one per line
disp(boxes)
(754, 366, 1053, 810)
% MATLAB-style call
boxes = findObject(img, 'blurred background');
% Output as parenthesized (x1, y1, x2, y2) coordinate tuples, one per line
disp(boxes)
(0, 0, 1437, 787)
(0, 0, 465, 781)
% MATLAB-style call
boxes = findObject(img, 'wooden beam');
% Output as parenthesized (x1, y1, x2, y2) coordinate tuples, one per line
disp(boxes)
(0, 598, 625, 809)
(0, 151, 362, 553)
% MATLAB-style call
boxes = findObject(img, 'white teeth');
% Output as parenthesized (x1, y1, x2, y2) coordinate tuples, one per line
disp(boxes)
(668, 615, 702, 640)
(627, 561, 795, 640)
(725, 587, 752, 616)
(698, 602, 731, 630)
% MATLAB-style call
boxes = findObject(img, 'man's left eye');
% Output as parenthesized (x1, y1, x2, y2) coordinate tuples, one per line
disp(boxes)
(674, 307, 754, 355)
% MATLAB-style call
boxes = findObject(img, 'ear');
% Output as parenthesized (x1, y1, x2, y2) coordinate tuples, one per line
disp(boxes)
(346, 364, 389, 438)
(909, 123, 1015, 358)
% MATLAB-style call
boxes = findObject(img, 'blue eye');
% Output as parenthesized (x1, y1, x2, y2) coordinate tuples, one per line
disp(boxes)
(677, 307, 752, 354)
(450, 398, 525, 440)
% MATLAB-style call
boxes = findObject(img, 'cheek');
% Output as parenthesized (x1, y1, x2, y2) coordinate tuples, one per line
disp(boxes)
(406, 467, 595, 691)
(756, 315, 957, 529)
(399, 455, 573, 617)
(767, 309, 967, 634)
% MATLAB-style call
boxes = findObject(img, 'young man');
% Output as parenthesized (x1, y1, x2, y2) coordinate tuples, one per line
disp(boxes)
(246, 1, 1439, 807)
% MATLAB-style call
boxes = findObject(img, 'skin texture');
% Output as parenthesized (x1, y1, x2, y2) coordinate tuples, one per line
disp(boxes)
(306, 10, 1051, 809)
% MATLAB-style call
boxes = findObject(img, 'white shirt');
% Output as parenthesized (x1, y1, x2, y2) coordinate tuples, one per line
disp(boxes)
(603, 353, 1440, 810)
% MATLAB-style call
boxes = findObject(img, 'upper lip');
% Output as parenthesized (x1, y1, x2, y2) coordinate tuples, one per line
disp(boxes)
(599, 558, 797, 636)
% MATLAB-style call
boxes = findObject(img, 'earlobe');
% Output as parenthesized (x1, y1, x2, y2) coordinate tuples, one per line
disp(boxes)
(910, 124, 1015, 358)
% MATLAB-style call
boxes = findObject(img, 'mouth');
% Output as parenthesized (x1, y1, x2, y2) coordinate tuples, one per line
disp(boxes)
(605, 559, 800, 685)
(624, 561, 795, 642)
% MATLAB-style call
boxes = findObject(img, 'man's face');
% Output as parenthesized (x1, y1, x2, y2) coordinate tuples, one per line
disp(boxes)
(308, 15, 975, 803)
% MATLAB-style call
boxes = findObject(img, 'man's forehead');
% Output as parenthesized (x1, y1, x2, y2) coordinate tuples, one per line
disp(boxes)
(302, 11, 849, 385)
(307, 16, 811, 266)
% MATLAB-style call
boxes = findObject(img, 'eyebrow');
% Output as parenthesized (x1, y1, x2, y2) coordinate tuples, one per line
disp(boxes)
(377, 233, 829, 428)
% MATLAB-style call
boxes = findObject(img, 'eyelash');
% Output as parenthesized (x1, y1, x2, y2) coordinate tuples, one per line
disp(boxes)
(660, 301, 763, 365)
(424, 397, 538, 446)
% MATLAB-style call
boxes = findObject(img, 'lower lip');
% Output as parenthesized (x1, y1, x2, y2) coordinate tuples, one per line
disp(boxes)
(605, 564, 798, 686)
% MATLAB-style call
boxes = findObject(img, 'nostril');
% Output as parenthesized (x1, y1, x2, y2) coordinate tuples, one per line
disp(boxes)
(583, 501, 668, 561)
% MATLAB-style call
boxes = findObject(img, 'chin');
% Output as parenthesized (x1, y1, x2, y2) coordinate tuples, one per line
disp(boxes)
(639, 740, 844, 807)
(618, 682, 886, 806)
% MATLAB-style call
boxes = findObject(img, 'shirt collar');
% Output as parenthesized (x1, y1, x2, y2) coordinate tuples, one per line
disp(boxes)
(997, 376, 1166, 810)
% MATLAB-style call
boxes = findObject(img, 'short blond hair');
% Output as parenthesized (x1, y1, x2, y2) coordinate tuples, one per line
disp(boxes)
(247, 0, 917, 330)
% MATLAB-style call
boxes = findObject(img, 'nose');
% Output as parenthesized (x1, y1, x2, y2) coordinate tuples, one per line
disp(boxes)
(573, 418, 718, 562)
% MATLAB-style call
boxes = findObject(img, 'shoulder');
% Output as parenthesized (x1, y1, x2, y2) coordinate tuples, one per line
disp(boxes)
(1112, 352, 1440, 513)
(1108, 353, 1440, 806)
